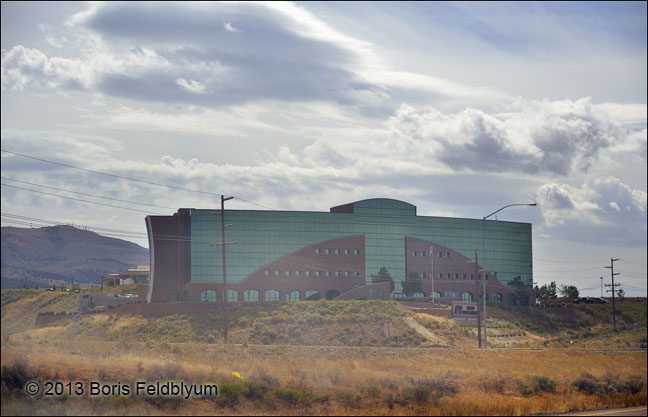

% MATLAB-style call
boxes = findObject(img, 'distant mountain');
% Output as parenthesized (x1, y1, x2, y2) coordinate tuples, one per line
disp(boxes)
(1, 225, 149, 285)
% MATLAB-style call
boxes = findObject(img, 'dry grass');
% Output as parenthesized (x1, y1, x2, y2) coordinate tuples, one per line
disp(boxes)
(2, 338, 646, 416)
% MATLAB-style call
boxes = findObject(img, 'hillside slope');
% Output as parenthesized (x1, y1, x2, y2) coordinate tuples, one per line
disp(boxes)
(1, 225, 149, 285)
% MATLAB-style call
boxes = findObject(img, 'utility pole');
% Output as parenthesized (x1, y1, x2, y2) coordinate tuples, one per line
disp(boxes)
(604, 258, 620, 332)
(430, 243, 435, 304)
(600, 277, 603, 298)
(210, 196, 235, 344)
(475, 250, 481, 348)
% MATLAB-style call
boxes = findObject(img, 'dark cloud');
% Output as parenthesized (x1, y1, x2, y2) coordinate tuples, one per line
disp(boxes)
(388, 100, 620, 176)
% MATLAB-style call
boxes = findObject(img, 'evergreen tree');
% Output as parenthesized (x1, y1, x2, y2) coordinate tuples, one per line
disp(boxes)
(402, 273, 423, 296)
(371, 266, 395, 293)
(558, 284, 579, 301)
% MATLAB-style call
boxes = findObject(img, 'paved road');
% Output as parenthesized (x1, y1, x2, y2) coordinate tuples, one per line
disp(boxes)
(553, 406, 647, 416)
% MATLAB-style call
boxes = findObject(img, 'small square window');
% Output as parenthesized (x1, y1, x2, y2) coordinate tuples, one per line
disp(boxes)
(275, 270, 280, 276)
(326, 271, 330, 276)
(335, 271, 340, 276)
(295, 270, 301, 277)
(315, 248, 320, 255)
(438, 273, 442, 279)
(420, 251, 425, 257)
(285, 271, 290, 276)
(446, 273, 451, 279)
(345, 271, 349, 276)
(264, 270, 270, 276)
(325, 249, 330, 255)
(420, 273, 425, 279)
(412, 251, 417, 257)
(438, 252, 443, 258)
(305, 270, 311, 277)
(470, 274, 474, 280)
(315, 271, 321, 277)
(344, 249, 349, 255)
(462, 274, 467, 280)
(446, 252, 450, 258)
(335, 249, 340, 255)
(354, 249, 359, 255)
(354, 271, 360, 276)
(454, 273, 458, 279)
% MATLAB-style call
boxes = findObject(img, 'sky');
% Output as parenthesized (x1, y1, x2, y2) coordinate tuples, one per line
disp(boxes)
(1, 1, 646, 296)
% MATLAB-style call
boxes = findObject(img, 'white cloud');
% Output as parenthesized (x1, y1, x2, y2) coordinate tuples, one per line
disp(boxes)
(536, 177, 647, 245)
(174, 78, 206, 94)
(223, 22, 241, 33)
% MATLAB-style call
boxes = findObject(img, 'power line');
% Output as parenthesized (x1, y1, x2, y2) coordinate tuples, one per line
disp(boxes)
(533, 267, 604, 273)
(1, 183, 166, 215)
(1, 148, 277, 210)
(534, 258, 604, 263)
(1, 213, 148, 237)
(1, 176, 176, 210)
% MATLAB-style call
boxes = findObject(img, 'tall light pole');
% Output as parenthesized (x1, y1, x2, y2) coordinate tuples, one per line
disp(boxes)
(482, 202, 537, 349)
(600, 276, 604, 298)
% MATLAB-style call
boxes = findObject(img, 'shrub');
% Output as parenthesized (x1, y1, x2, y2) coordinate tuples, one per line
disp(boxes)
(571, 373, 599, 395)
(620, 376, 644, 395)
(413, 384, 432, 404)
(343, 390, 362, 408)
(519, 375, 556, 396)
(217, 381, 247, 407)
(275, 387, 327, 406)
(1, 357, 31, 392)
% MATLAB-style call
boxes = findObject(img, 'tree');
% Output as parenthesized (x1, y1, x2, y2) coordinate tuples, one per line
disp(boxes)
(371, 266, 395, 293)
(52, 284, 56, 291)
(402, 273, 423, 296)
(535, 281, 558, 303)
(507, 276, 528, 289)
(558, 284, 579, 301)
(616, 288, 625, 300)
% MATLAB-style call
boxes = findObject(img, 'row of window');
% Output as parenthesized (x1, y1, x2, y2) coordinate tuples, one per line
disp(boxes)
(201, 289, 341, 302)
(264, 270, 362, 277)
(315, 248, 360, 255)
(411, 251, 451, 258)
(406, 291, 504, 302)
(410, 272, 490, 280)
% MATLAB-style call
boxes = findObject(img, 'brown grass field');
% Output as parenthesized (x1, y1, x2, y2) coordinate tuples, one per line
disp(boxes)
(1, 290, 646, 415)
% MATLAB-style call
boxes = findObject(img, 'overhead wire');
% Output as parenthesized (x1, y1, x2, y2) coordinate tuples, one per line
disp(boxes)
(1, 176, 176, 210)
(1, 148, 277, 210)
(1, 183, 166, 215)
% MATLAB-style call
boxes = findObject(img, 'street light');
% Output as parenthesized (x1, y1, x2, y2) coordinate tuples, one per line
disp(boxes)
(482, 202, 536, 349)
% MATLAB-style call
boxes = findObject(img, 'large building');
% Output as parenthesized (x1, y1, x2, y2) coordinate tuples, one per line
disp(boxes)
(145, 198, 534, 305)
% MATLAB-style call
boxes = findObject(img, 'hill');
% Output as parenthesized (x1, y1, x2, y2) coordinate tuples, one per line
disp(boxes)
(1, 291, 646, 416)
(1, 225, 149, 286)
(2, 288, 646, 350)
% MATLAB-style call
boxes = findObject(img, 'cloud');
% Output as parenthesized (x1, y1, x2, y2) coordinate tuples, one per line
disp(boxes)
(536, 177, 647, 245)
(383, 98, 629, 176)
(174, 78, 206, 94)
(223, 22, 241, 33)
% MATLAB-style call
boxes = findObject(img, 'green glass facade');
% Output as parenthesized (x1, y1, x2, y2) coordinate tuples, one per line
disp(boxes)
(189, 199, 532, 294)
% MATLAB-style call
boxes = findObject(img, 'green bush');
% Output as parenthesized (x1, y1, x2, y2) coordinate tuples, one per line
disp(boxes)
(620, 376, 644, 395)
(519, 375, 556, 396)
(571, 373, 599, 395)
(1, 357, 31, 392)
